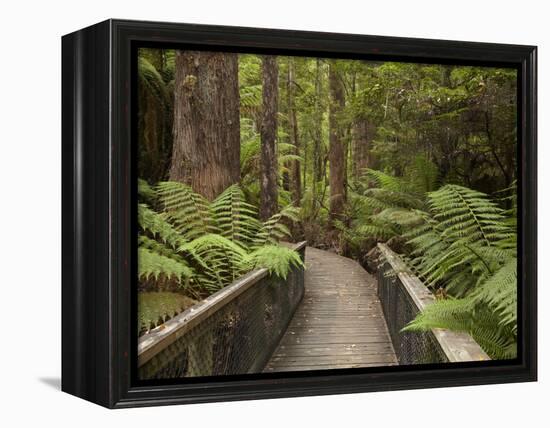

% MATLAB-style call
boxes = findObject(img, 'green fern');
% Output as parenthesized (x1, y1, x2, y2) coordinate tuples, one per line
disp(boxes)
(155, 181, 214, 240)
(138, 180, 304, 295)
(138, 178, 156, 202)
(403, 296, 516, 359)
(402, 185, 514, 295)
(138, 203, 184, 249)
(138, 247, 193, 285)
(138, 292, 197, 334)
(346, 169, 426, 245)
(254, 205, 300, 247)
(428, 185, 509, 245)
(397, 185, 517, 359)
(403, 260, 517, 359)
(138, 56, 169, 107)
(210, 185, 263, 248)
(240, 245, 304, 279)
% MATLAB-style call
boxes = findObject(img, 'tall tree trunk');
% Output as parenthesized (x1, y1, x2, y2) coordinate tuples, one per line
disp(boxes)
(287, 58, 302, 206)
(352, 119, 375, 179)
(328, 62, 346, 226)
(260, 56, 279, 220)
(169, 51, 240, 200)
(312, 59, 323, 207)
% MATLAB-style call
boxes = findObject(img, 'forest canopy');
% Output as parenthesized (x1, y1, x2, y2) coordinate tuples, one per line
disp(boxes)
(137, 47, 517, 359)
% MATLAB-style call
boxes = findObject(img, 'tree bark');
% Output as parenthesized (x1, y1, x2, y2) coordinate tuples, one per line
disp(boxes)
(352, 119, 375, 179)
(169, 51, 240, 200)
(312, 59, 324, 206)
(287, 59, 302, 206)
(328, 62, 346, 226)
(260, 55, 279, 220)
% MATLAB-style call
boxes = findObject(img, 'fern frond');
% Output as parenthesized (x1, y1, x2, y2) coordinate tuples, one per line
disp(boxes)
(240, 245, 303, 279)
(253, 205, 299, 247)
(138, 57, 169, 105)
(138, 203, 184, 249)
(156, 181, 214, 239)
(362, 169, 405, 192)
(471, 258, 517, 331)
(210, 185, 263, 248)
(364, 188, 424, 210)
(138, 292, 197, 333)
(428, 185, 508, 245)
(138, 178, 156, 202)
(403, 296, 516, 359)
(138, 247, 193, 284)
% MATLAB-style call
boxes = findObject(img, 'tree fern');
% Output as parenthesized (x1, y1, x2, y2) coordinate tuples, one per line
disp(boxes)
(155, 181, 214, 239)
(138, 203, 185, 250)
(402, 185, 514, 295)
(346, 169, 426, 246)
(403, 260, 517, 359)
(253, 205, 300, 247)
(240, 245, 303, 279)
(138, 180, 303, 295)
(138, 247, 193, 286)
(210, 185, 263, 248)
(396, 185, 517, 359)
(428, 185, 509, 245)
(403, 296, 516, 359)
(138, 178, 156, 203)
(138, 292, 197, 334)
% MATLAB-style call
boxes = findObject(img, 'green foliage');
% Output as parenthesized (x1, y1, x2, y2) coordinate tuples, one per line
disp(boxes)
(403, 291, 517, 359)
(406, 155, 440, 193)
(254, 205, 300, 247)
(210, 185, 263, 248)
(239, 118, 304, 202)
(241, 245, 303, 279)
(138, 292, 197, 333)
(348, 172, 517, 359)
(138, 203, 184, 250)
(138, 181, 303, 295)
(398, 185, 517, 359)
(137, 54, 173, 182)
(136, 49, 519, 358)
(138, 56, 168, 103)
(138, 178, 156, 202)
(404, 184, 514, 294)
(155, 181, 213, 240)
(138, 247, 193, 285)
(344, 169, 426, 245)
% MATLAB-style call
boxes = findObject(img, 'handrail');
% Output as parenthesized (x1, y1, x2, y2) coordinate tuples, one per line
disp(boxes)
(377, 243, 490, 362)
(138, 241, 307, 367)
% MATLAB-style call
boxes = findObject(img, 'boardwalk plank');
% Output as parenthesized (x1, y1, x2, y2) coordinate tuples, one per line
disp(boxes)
(264, 247, 397, 372)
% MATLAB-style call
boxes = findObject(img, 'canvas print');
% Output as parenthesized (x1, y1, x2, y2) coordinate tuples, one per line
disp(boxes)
(136, 47, 518, 380)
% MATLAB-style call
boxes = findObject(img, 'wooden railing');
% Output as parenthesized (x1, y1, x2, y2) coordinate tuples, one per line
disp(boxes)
(377, 243, 490, 364)
(138, 241, 307, 379)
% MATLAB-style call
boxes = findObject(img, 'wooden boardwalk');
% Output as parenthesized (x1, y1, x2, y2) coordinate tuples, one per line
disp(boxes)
(265, 247, 397, 372)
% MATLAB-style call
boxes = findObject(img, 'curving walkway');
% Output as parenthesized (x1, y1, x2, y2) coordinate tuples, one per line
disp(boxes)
(265, 247, 397, 372)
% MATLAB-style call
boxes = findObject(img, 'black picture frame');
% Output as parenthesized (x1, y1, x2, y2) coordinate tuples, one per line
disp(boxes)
(61, 18, 537, 408)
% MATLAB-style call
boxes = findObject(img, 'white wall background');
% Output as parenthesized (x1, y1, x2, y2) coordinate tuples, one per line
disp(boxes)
(0, 0, 546, 425)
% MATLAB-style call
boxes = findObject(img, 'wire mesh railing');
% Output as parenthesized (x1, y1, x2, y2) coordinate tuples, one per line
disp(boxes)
(377, 243, 490, 364)
(138, 241, 306, 379)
